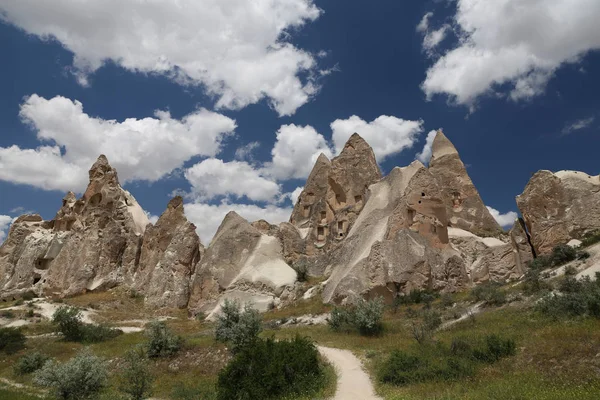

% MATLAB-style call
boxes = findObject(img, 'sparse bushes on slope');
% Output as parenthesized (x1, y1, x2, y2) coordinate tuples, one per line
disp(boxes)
(217, 336, 324, 400)
(470, 283, 506, 306)
(0, 327, 26, 354)
(378, 334, 515, 387)
(34, 348, 108, 400)
(14, 352, 50, 375)
(117, 347, 154, 400)
(537, 273, 600, 319)
(527, 243, 583, 271)
(410, 310, 442, 344)
(328, 297, 384, 336)
(581, 230, 600, 247)
(145, 320, 183, 358)
(52, 306, 121, 343)
(215, 299, 262, 353)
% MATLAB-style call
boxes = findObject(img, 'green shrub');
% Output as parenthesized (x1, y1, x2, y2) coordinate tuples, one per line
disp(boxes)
(1, 310, 15, 319)
(537, 275, 600, 319)
(215, 299, 262, 353)
(26, 309, 34, 318)
(328, 297, 384, 336)
(410, 310, 442, 344)
(522, 269, 552, 294)
(145, 321, 183, 358)
(379, 334, 515, 387)
(172, 383, 217, 400)
(34, 348, 108, 400)
(14, 352, 50, 375)
(52, 306, 120, 342)
(551, 244, 577, 265)
(470, 283, 506, 306)
(527, 255, 553, 270)
(217, 336, 324, 400)
(581, 230, 600, 247)
(22, 292, 35, 301)
(117, 347, 154, 400)
(0, 327, 26, 354)
(353, 297, 384, 335)
(395, 289, 439, 306)
(472, 334, 516, 363)
(440, 293, 454, 308)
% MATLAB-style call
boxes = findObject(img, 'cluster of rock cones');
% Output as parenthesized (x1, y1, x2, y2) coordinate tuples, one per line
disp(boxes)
(1, 131, 599, 317)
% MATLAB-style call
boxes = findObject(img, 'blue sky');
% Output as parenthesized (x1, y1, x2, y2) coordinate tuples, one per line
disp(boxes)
(0, 0, 599, 243)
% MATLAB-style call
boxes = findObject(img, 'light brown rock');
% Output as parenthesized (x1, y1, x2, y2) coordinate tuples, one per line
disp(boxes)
(428, 131, 502, 236)
(516, 170, 600, 255)
(323, 161, 468, 304)
(132, 196, 203, 309)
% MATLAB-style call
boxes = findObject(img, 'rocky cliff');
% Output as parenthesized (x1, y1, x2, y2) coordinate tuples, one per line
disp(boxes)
(1, 131, 596, 313)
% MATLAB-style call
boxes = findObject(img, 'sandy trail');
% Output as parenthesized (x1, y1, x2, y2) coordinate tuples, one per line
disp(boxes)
(318, 346, 382, 400)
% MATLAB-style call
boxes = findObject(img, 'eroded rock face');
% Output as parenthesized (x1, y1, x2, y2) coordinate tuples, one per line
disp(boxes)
(428, 131, 502, 236)
(0, 156, 150, 299)
(132, 196, 203, 309)
(188, 212, 297, 316)
(322, 161, 468, 304)
(517, 170, 600, 255)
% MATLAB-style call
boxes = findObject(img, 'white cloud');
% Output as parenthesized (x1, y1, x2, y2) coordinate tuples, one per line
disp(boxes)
(290, 187, 304, 206)
(0, 215, 13, 243)
(421, 0, 600, 106)
(330, 115, 423, 161)
(234, 142, 260, 162)
(145, 212, 160, 225)
(561, 116, 596, 135)
(0, 95, 236, 192)
(0, 0, 324, 116)
(417, 12, 433, 33)
(185, 159, 281, 202)
(415, 130, 438, 164)
(423, 25, 449, 53)
(264, 124, 333, 180)
(486, 206, 518, 228)
(184, 202, 292, 244)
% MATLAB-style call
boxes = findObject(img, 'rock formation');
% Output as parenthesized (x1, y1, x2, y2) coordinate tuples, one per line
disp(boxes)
(516, 170, 600, 255)
(188, 211, 297, 317)
(428, 130, 503, 236)
(322, 161, 468, 304)
(132, 196, 203, 308)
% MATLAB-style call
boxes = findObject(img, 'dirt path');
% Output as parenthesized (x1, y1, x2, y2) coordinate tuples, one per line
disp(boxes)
(318, 346, 382, 400)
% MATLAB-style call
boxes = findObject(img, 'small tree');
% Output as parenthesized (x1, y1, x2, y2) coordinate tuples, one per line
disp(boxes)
(0, 327, 26, 354)
(118, 347, 154, 400)
(353, 297, 384, 335)
(52, 306, 83, 341)
(14, 352, 50, 375)
(34, 348, 108, 400)
(145, 321, 183, 358)
(215, 299, 262, 353)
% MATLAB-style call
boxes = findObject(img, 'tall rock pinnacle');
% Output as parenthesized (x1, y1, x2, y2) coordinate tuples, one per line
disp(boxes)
(428, 130, 502, 236)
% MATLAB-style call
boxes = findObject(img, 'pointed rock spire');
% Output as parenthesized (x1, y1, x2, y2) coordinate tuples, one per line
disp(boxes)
(428, 130, 502, 236)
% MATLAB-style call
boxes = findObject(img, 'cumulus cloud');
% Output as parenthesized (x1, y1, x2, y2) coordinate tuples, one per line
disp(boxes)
(0, 215, 13, 243)
(415, 130, 438, 164)
(0, 95, 236, 192)
(330, 115, 423, 161)
(417, 12, 433, 33)
(421, 0, 600, 106)
(0, 0, 324, 116)
(264, 124, 333, 180)
(486, 206, 518, 228)
(290, 187, 304, 206)
(561, 116, 595, 135)
(234, 142, 260, 162)
(185, 159, 281, 202)
(184, 202, 292, 244)
(423, 25, 449, 53)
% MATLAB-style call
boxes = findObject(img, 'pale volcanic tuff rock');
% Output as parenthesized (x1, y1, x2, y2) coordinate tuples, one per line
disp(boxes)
(287, 133, 382, 275)
(428, 131, 503, 237)
(132, 196, 203, 309)
(322, 161, 469, 304)
(188, 211, 297, 317)
(517, 170, 600, 255)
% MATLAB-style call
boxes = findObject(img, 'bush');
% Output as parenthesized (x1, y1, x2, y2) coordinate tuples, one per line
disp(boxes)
(328, 297, 384, 336)
(1, 310, 15, 319)
(394, 289, 439, 307)
(581, 230, 600, 247)
(145, 321, 183, 358)
(14, 352, 50, 375)
(172, 383, 217, 400)
(52, 306, 121, 342)
(551, 244, 577, 265)
(537, 274, 600, 319)
(117, 347, 154, 400)
(22, 292, 35, 301)
(0, 327, 26, 354)
(217, 336, 324, 400)
(470, 283, 506, 306)
(215, 299, 262, 353)
(472, 334, 516, 363)
(34, 348, 108, 400)
(522, 269, 552, 294)
(410, 310, 442, 344)
(379, 334, 515, 387)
